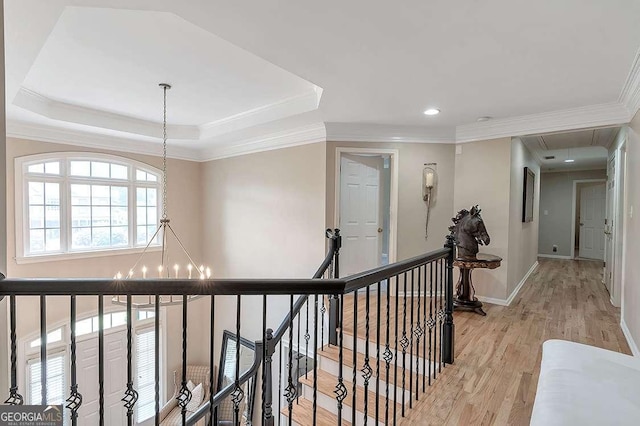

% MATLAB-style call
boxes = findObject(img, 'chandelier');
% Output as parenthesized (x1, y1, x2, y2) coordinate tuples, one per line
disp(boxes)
(112, 83, 209, 307)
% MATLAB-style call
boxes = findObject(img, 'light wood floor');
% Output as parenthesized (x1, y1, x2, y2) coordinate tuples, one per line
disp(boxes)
(398, 258, 631, 425)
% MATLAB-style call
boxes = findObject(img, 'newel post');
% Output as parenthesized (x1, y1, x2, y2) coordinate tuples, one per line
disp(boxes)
(328, 229, 341, 346)
(442, 234, 455, 364)
(263, 329, 274, 426)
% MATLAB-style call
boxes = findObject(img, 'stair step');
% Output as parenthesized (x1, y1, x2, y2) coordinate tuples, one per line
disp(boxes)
(281, 397, 350, 426)
(300, 370, 405, 415)
(343, 328, 440, 358)
(319, 344, 428, 388)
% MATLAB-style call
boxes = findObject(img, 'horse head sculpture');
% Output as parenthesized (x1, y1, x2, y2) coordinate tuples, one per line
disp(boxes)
(448, 205, 491, 259)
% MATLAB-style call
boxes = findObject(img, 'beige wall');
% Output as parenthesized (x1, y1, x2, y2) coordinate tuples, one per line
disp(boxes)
(5, 137, 207, 399)
(326, 141, 456, 260)
(507, 138, 540, 296)
(453, 138, 512, 300)
(623, 111, 640, 355)
(200, 142, 327, 423)
(200, 141, 327, 345)
(538, 169, 607, 256)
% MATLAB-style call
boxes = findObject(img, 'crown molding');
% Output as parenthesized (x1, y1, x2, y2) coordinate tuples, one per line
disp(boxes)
(325, 122, 454, 144)
(619, 47, 640, 117)
(199, 88, 322, 139)
(200, 122, 326, 162)
(455, 102, 632, 143)
(6, 120, 201, 161)
(14, 87, 199, 140)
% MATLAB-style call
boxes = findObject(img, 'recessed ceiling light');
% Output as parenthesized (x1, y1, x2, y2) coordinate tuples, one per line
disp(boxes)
(564, 159, 575, 163)
(477, 116, 492, 122)
(423, 108, 440, 116)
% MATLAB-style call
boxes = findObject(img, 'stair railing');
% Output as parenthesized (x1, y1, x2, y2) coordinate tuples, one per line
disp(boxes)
(0, 231, 455, 426)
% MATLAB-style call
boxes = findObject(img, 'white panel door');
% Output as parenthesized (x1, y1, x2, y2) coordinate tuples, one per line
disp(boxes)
(339, 154, 383, 276)
(579, 183, 606, 260)
(604, 156, 616, 292)
(77, 331, 127, 425)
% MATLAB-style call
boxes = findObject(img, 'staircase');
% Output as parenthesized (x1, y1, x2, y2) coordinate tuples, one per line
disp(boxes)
(282, 291, 448, 425)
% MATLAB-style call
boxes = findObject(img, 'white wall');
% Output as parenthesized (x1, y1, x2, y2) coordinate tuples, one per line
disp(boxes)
(622, 111, 640, 356)
(538, 169, 607, 257)
(507, 138, 540, 297)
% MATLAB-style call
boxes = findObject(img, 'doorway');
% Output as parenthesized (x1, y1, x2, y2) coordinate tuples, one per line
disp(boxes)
(572, 180, 606, 260)
(335, 148, 398, 277)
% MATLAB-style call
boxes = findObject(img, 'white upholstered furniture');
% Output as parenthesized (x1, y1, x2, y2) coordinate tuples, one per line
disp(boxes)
(159, 365, 212, 426)
(531, 339, 640, 426)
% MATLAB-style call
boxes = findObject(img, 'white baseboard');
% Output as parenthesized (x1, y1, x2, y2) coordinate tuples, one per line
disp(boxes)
(476, 295, 509, 306)
(506, 261, 539, 305)
(538, 254, 573, 260)
(476, 261, 539, 307)
(621, 318, 640, 357)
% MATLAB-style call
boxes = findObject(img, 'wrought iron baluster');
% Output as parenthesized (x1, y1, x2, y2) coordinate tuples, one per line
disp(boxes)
(155, 295, 160, 426)
(423, 264, 428, 392)
(434, 260, 440, 380)
(409, 269, 414, 409)
(5, 295, 23, 406)
(66, 295, 82, 424)
(40, 295, 47, 405)
(439, 258, 445, 371)
(376, 281, 381, 423)
(384, 277, 393, 426)
(278, 343, 282, 424)
(428, 263, 435, 386)
(285, 295, 296, 426)
(232, 296, 244, 426)
(99, 296, 105, 426)
(320, 296, 326, 350)
(352, 290, 358, 426)
(212, 295, 218, 425)
(361, 286, 373, 425)
(123, 296, 138, 426)
(393, 274, 400, 424)
(313, 294, 319, 426)
(335, 294, 346, 424)
(305, 298, 310, 381)
(400, 273, 408, 418)
(297, 303, 301, 404)
(414, 267, 422, 400)
(175, 296, 190, 425)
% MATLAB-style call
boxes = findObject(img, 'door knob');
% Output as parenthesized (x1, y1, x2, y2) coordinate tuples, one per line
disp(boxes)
(580, 223, 584, 226)
(377, 227, 383, 233)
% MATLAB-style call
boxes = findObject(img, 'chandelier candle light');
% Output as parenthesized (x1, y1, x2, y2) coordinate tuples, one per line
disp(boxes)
(422, 163, 438, 239)
(112, 83, 210, 308)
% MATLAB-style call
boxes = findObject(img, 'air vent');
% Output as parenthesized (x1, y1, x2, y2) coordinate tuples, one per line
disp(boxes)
(544, 155, 556, 160)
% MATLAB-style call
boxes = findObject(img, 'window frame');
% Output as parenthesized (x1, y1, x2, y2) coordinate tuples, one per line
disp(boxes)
(15, 152, 163, 263)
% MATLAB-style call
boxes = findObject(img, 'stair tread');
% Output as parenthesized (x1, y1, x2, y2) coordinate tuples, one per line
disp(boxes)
(281, 396, 350, 426)
(319, 345, 431, 391)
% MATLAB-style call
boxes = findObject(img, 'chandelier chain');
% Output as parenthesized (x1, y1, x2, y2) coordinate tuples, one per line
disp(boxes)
(162, 85, 168, 220)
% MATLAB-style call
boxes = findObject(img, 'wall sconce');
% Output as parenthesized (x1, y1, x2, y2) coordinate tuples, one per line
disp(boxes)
(423, 163, 438, 239)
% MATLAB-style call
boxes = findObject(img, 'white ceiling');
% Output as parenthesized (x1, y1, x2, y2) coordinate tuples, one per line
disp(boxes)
(521, 127, 618, 171)
(5, 0, 640, 160)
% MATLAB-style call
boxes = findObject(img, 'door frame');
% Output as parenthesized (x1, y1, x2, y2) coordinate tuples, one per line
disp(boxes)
(334, 147, 399, 268)
(611, 139, 627, 307)
(570, 179, 606, 259)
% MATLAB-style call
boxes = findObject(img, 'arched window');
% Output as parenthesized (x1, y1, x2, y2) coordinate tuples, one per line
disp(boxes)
(15, 153, 162, 261)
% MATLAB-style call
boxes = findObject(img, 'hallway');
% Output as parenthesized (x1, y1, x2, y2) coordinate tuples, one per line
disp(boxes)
(401, 258, 631, 425)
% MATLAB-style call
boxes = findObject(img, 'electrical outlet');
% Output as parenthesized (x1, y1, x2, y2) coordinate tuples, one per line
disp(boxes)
(552, 245, 558, 253)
